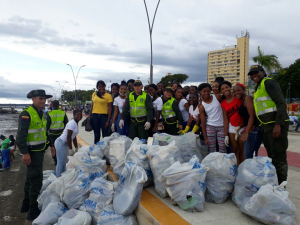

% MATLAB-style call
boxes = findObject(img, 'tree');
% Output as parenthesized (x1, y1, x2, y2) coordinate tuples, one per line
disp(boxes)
(252, 46, 281, 74)
(273, 59, 300, 99)
(159, 74, 189, 87)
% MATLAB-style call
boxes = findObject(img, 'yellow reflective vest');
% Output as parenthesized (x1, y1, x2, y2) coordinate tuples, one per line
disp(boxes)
(129, 92, 147, 122)
(49, 110, 66, 135)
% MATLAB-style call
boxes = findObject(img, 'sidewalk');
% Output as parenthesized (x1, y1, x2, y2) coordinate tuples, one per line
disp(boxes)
(70, 113, 300, 225)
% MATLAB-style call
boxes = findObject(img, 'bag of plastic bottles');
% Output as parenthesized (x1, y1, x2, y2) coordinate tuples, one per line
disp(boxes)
(96, 205, 138, 225)
(109, 136, 132, 168)
(41, 173, 57, 194)
(239, 181, 297, 225)
(153, 132, 207, 162)
(161, 155, 208, 211)
(41, 194, 60, 212)
(43, 170, 56, 180)
(124, 137, 155, 187)
(201, 152, 237, 203)
(147, 141, 182, 197)
(33, 202, 68, 225)
(80, 177, 117, 223)
(113, 159, 125, 178)
(232, 156, 278, 207)
(113, 162, 147, 216)
(56, 209, 92, 225)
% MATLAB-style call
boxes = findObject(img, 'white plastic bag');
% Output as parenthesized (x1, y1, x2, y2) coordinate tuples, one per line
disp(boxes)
(33, 202, 68, 225)
(232, 156, 278, 207)
(56, 208, 92, 225)
(113, 159, 125, 178)
(147, 141, 182, 197)
(109, 136, 132, 168)
(161, 155, 208, 211)
(43, 170, 56, 180)
(41, 173, 57, 194)
(113, 162, 147, 216)
(78, 145, 90, 154)
(96, 205, 138, 225)
(124, 137, 155, 187)
(41, 194, 60, 212)
(153, 132, 208, 162)
(80, 177, 116, 223)
(240, 182, 297, 225)
(201, 153, 237, 203)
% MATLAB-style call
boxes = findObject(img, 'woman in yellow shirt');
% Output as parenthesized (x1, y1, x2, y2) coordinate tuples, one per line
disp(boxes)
(89, 80, 113, 143)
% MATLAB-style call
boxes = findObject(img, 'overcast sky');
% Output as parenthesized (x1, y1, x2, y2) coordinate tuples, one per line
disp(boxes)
(0, 0, 299, 103)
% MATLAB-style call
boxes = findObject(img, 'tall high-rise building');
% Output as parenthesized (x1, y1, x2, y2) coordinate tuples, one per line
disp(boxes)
(207, 31, 250, 85)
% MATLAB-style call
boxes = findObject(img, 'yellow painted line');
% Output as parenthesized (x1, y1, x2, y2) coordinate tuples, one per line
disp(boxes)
(76, 134, 190, 225)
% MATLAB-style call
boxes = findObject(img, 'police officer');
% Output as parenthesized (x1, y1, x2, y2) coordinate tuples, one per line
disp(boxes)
(249, 65, 289, 184)
(46, 100, 68, 165)
(119, 80, 153, 142)
(17, 89, 53, 220)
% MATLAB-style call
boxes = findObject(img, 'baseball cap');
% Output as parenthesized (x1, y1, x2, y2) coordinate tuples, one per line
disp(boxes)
(248, 65, 265, 76)
(164, 86, 173, 92)
(134, 80, 143, 86)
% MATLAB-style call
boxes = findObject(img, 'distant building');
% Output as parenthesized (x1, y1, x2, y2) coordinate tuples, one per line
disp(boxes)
(207, 31, 250, 85)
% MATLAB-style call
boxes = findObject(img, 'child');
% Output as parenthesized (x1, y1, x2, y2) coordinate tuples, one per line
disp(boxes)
(9, 135, 16, 162)
(1, 135, 11, 170)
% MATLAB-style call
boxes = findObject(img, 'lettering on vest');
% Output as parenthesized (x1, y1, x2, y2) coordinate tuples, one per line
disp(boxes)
(256, 102, 268, 110)
(34, 133, 44, 140)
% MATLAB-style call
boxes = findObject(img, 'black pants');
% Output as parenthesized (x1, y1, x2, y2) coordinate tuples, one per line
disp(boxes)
(262, 125, 288, 184)
(129, 120, 149, 140)
(50, 135, 59, 164)
(163, 123, 178, 135)
(24, 151, 44, 205)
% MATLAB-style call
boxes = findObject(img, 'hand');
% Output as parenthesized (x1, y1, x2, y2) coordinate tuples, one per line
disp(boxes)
(105, 121, 110, 128)
(178, 126, 190, 135)
(179, 125, 183, 131)
(50, 147, 56, 157)
(152, 126, 158, 133)
(273, 125, 281, 139)
(204, 138, 210, 147)
(119, 119, 124, 129)
(192, 125, 200, 133)
(240, 133, 249, 142)
(111, 123, 115, 132)
(233, 126, 241, 141)
(144, 122, 151, 130)
(69, 149, 75, 156)
(225, 136, 229, 147)
(22, 153, 31, 165)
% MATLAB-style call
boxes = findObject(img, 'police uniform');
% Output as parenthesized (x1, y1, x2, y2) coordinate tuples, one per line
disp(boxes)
(162, 96, 183, 135)
(251, 67, 289, 184)
(16, 89, 52, 220)
(46, 107, 68, 165)
(121, 80, 153, 140)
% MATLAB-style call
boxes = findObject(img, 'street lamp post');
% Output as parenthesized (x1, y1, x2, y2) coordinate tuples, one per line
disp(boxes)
(65, 64, 86, 105)
(56, 81, 68, 100)
(143, 0, 161, 84)
(50, 87, 57, 99)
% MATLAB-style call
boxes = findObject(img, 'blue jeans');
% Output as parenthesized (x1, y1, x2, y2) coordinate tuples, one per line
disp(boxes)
(293, 119, 300, 131)
(55, 138, 69, 177)
(2, 150, 10, 169)
(244, 127, 263, 159)
(91, 113, 109, 144)
(116, 115, 130, 136)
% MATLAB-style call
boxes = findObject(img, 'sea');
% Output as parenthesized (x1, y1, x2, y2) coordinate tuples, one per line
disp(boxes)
(0, 111, 20, 140)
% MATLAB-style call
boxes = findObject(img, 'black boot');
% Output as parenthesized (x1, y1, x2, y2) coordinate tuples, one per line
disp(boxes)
(26, 203, 41, 221)
(20, 198, 30, 213)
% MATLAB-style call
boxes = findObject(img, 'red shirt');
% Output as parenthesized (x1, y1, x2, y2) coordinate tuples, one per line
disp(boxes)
(221, 97, 243, 126)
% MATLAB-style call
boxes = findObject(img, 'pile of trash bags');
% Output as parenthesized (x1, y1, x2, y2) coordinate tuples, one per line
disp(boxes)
(36, 132, 297, 225)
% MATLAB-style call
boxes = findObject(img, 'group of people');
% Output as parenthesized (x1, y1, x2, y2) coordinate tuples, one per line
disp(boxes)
(14, 64, 290, 221)
(0, 134, 17, 171)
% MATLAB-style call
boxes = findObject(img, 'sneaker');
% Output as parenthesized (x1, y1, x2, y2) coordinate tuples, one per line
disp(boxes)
(26, 203, 41, 220)
(20, 198, 30, 213)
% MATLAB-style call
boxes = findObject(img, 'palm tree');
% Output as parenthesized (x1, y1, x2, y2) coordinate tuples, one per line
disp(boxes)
(252, 46, 281, 75)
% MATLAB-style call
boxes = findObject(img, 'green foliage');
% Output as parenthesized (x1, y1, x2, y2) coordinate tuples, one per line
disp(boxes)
(62, 89, 96, 104)
(273, 59, 300, 98)
(159, 74, 189, 87)
(252, 46, 281, 74)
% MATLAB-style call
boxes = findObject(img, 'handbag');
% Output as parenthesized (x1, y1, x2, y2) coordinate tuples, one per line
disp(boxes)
(82, 117, 93, 132)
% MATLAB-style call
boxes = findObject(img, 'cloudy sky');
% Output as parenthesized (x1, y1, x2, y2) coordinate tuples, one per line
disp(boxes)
(0, 0, 299, 103)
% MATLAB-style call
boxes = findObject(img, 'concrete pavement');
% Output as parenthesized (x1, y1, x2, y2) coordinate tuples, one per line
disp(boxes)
(70, 112, 300, 225)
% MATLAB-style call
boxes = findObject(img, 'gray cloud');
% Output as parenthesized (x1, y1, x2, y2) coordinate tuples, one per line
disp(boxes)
(68, 20, 79, 26)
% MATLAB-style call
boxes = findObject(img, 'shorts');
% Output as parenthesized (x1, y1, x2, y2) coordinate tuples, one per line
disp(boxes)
(229, 122, 238, 133)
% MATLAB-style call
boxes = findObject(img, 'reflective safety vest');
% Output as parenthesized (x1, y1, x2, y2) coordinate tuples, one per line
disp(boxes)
(129, 92, 147, 122)
(162, 97, 177, 124)
(49, 110, 66, 135)
(24, 106, 47, 151)
(254, 78, 289, 125)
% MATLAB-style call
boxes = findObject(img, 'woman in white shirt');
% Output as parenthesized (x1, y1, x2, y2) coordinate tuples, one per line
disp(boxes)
(148, 84, 163, 135)
(112, 82, 129, 136)
(54, 110, 82, 177)
(174, 88, 189, 129)
(181, 93, 201, 134)
(198, 83, 226, 153)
